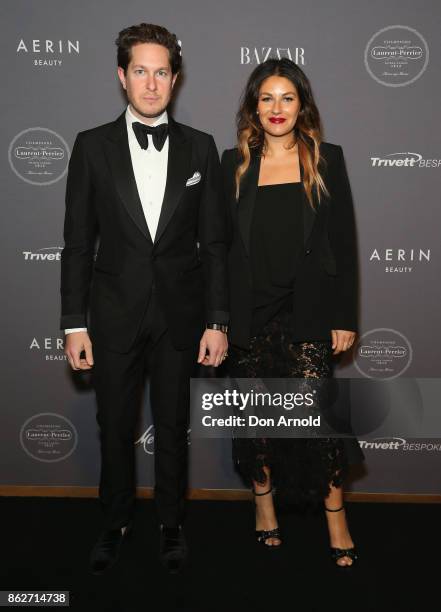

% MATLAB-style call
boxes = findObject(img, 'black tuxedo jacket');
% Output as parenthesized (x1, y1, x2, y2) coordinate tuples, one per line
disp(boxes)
(221, 142, 359, 349)
(60, 112, 229, 353)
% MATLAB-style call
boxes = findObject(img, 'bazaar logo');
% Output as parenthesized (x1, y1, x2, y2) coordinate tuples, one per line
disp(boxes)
(241, 46, 305, 65)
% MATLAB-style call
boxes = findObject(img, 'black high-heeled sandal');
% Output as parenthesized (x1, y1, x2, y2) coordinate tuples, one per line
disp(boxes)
(253, 487, 282, 548)
(325, 505, 358, 567)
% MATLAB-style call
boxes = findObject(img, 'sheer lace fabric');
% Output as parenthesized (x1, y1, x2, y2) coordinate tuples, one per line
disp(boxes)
(228, 308, 348, 506)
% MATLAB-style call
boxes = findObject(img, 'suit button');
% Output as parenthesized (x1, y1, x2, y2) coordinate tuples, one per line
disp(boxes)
(305, 248, 312, 255)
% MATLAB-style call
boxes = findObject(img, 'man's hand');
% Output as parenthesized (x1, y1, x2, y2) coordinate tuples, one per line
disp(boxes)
(64, 331, 94, 371)
(331, 330, 356, 355)
(197, 329, 228, 367)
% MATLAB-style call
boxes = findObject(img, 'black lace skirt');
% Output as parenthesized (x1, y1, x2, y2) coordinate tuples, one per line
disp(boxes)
(227, 305, 364, 507)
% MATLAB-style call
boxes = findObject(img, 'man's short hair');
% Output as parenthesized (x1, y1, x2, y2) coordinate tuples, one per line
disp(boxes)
(116, 23, 182, 74)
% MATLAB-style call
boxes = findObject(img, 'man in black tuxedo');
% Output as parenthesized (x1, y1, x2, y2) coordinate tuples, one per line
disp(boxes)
(61, 23, 229, 574)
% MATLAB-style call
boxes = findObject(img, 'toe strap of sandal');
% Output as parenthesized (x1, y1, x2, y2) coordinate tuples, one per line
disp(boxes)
(256, 528, 281, 542)
(330, 547, 358, 560)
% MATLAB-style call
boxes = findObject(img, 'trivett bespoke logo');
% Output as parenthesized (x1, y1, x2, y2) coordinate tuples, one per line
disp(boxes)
(369, 248, 431, 273)
(30, 337, 66, 361)
(16, 38, 80, 67)
(20, 413, 78, 462)
(241, 46, 305, 65)
(359, 437, 441, 452)
(8, 128, 70, 185)
(370, 152, 441, 168)
(354, 328, 412, 379)
(364, 25, 429, 87)
(23, 246, 63, 262)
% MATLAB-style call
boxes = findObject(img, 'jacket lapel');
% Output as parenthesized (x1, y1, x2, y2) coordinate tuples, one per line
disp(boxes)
(300, 160, 317, 248)
(104, 112, 153, 243)
(154, 117, 192, 245)
(237, 151, 261, 255)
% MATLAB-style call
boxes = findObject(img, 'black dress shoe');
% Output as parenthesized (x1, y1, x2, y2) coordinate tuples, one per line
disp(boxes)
(159, 525, 188, 574)
(89, 522, 132, 575)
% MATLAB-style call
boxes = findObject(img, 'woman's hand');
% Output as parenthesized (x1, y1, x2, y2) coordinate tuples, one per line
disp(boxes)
(197, 329, 229, 367)
(331, 330, 356, 355)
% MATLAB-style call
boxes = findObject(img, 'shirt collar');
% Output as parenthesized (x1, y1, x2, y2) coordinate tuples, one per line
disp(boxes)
(126, 104, 168, 129)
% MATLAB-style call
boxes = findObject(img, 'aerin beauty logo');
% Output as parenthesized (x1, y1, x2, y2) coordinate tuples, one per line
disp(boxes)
(20, 413, 78, 462)
(369, 247, 431, 273)
(364, 25, 429, 87)
(16, 38, 80, 67)
(8, 128, 70, 186)
(29, 337, 67, 362)
(354, 328, 412, 380)
(370, 152, 441, 169)
(23, 246, 63, 262)
(241, 46, 305, 65)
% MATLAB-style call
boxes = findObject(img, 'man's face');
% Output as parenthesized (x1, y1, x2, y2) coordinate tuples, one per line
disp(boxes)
(118, 42, 177, 122)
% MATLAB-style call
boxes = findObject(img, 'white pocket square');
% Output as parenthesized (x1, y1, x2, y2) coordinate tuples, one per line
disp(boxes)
(186, 171, 201, 186)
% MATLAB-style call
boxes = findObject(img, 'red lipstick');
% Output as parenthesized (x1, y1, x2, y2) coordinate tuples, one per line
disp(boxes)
(269, 117, 286, 124)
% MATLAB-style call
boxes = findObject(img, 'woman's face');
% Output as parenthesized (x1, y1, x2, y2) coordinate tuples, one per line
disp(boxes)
(256, 75, 301, 139)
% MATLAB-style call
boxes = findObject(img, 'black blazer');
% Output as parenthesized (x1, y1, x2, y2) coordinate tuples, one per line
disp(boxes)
(60, 112, 229, 353)
(221, 142, 358, 349)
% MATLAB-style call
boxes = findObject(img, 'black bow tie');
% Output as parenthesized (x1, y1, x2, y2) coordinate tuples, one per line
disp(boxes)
(132, 121, 169, 152)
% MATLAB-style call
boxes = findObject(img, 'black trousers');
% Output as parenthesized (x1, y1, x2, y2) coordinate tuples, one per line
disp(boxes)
(91, 293, 198, 529)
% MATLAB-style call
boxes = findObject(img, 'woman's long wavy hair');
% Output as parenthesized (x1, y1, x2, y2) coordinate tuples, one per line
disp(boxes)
(235, 58, 328, 207)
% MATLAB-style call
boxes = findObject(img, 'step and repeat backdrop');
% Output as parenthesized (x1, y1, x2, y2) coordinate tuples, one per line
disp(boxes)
(2, 0, 440, 495)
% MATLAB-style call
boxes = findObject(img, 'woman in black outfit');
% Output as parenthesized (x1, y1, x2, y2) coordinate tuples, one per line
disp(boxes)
(221, 59, 364, 567)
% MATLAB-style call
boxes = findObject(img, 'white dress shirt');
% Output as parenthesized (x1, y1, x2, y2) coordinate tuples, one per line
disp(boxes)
(65, 104, 169, 335)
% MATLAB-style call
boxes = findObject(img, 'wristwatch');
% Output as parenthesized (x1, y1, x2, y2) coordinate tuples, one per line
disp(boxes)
(206, 323, 228, 333)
